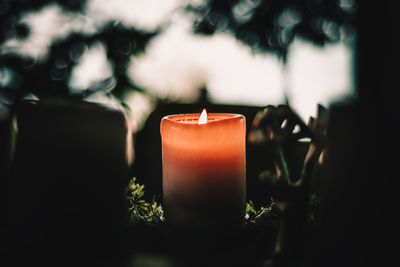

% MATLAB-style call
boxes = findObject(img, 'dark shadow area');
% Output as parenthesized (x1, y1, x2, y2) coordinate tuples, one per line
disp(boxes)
(6, 98, 130, 267)
(304, 2, 400, 267)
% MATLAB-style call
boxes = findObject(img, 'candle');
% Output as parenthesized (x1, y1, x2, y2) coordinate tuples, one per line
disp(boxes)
(160, 109, 246, 225)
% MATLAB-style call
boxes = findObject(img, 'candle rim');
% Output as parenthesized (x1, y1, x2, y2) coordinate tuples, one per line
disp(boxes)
(161, 113, 244, 125)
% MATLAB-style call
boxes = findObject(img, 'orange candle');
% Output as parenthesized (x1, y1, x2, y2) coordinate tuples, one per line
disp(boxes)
(160, 109, 246, 225)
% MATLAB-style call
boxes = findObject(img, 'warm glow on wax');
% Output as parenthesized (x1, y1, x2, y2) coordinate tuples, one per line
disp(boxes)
(160, 111, 246, 225)
(198, 108, 207, 124)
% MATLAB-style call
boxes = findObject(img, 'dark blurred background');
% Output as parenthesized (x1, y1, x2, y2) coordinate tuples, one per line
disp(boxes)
(1, 0, 399, 267)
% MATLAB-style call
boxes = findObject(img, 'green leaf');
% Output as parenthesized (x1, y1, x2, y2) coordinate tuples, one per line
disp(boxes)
(126, 177, 164, 225)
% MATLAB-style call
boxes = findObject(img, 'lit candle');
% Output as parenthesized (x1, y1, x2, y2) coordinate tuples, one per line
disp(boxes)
(160, 109, 246, 225)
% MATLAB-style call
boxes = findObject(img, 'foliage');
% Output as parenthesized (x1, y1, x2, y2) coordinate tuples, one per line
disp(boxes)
(1, 0, 356, 105)
(246, 104, 327, 261)
(188, 0, 357, 60)
(126, 176, 282, 229)
(249, 104, 328, 192)
(245, 200, 278, 225)
(126, 177, 164, 225)
(0, 0, 156, 104)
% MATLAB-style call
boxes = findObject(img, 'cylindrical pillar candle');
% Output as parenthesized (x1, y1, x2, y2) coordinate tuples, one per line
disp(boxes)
(160, 110, 246, 225)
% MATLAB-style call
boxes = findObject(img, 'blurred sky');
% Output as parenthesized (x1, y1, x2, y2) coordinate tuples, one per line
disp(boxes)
(1, 0, 355, 129)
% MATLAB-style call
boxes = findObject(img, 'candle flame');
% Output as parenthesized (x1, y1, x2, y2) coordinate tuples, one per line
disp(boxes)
(198, 109, 207, 124)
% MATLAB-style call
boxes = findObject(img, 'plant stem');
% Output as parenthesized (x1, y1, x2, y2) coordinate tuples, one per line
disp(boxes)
(273, 144, 291, 185)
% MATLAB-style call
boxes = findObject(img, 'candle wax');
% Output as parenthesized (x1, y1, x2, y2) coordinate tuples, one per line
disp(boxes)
(161, 113, 246, 225)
